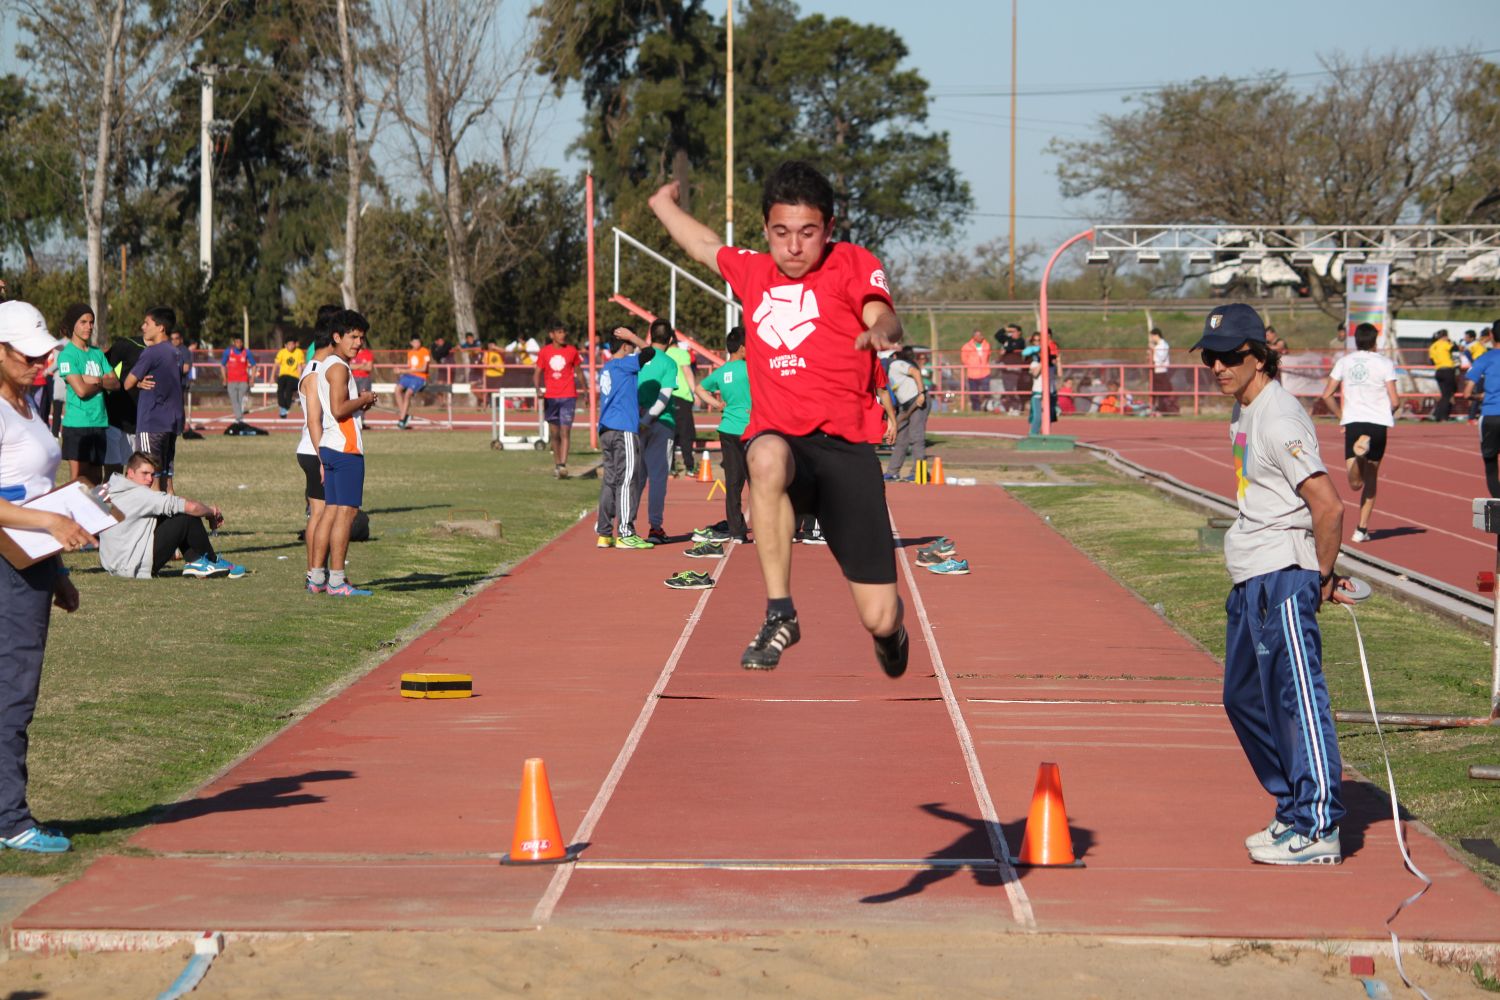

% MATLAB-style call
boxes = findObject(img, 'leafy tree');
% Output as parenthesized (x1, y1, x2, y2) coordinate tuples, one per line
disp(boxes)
(0, 76, 77, 274)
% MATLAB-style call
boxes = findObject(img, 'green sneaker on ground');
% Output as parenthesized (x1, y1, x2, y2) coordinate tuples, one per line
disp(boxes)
(685, 541, 724, 559)
(664, 571, 714, 590)
(617, 534, 654, 550)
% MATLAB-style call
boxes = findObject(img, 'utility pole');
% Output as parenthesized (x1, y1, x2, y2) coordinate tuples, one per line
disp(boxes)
(199, 65, 215, 283)
(1008, 0, 1017, 299)
(725, 0, 735, 335)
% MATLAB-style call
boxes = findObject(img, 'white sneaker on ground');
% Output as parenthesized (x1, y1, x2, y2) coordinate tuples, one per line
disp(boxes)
(1248, 828, 1341, 866)
(1351, 528, 1371, 543)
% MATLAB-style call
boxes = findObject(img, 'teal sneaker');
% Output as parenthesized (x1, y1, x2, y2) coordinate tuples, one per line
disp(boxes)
(326, 581, 373, 596)
(209, 557, 246, 579)
(617, 534, 654, 550)
(181, 556, 218, 578)
(2, 826, 70, 853)
(926, 558, 970, 575)
(917, 537, 955, 556)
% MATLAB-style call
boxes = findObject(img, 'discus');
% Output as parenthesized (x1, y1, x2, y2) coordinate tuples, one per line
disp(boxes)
(1344, 577, 1372, 602)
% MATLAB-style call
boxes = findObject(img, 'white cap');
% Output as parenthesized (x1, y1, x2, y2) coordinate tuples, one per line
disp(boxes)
(0, 301, 62, 357)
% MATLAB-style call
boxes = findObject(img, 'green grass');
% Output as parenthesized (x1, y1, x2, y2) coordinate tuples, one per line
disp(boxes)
(1010, 471, 1500, 888)
(9, 430, 600, 875)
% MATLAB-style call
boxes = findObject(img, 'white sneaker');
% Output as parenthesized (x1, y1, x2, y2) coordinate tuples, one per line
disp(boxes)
(1244, 819, 1292, 851)
(1249, 828, 1341, 865)
(1351, 528, 1371, 543)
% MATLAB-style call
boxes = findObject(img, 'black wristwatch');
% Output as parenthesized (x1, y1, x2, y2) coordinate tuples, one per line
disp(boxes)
(1319, 570, 1334, 587)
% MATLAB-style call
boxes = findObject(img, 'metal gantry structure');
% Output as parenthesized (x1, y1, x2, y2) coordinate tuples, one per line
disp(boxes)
(1085, 224, 1500, 265)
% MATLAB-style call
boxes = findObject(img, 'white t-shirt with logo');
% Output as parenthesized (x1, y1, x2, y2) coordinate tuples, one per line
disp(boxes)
(1152, 339, 1170, 373)
(1224, 379, 1326, 584)
(1328, 350, 1397, 427)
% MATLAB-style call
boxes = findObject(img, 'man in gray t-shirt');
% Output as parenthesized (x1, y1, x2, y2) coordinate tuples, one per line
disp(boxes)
(1197, 303, 1352, 867)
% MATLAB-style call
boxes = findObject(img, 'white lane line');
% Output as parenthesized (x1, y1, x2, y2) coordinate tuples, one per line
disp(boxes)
(892, 513, 1037, 930)
(530, 545, 737, 925)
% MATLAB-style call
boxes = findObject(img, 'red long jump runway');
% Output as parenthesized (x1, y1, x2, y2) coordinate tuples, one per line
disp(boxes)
(12, 480, 1500, 948)
(933, 414, 1494, 600)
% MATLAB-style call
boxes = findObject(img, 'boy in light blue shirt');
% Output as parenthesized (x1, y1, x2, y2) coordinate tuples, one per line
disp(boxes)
(595, 326, 657, 549)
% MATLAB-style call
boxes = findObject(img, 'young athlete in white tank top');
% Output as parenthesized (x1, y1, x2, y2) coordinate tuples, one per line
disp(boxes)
(317, 354, 363, 455)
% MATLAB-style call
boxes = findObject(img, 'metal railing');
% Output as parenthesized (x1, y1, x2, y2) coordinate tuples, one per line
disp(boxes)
(612, 227, 742, 332)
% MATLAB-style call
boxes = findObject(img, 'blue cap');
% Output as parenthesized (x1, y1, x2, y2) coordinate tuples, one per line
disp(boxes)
(1021, 345, 1040, 358)
(1192, 303, 1266, 352)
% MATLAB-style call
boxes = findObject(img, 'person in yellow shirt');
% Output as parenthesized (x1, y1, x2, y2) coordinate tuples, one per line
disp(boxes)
(395, 335, 431, 429)
(482, 339, 506, 393)
(273, 333, 304, 418)
(1429, 329, 1456, 422)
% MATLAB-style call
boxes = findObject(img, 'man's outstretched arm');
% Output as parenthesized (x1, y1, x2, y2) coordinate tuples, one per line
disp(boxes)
(648, 182, 725, 276)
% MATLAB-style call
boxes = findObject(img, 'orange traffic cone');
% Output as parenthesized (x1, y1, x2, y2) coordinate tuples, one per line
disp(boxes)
(930, 456, 945, 485)
(1015, 762, 1084, 867)
(696, 452, 713, 483)
(500, 758, 580, 865)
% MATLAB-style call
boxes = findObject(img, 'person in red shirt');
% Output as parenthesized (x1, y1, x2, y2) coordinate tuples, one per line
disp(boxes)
(533, 323, 582, 478)
(350, 343, 375, 427)
(650, 160, 908, 676)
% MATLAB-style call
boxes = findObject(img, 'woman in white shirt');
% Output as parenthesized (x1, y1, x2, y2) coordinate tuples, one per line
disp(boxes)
(1319, 322, 1401, 543)
(0, 301, 94, 854)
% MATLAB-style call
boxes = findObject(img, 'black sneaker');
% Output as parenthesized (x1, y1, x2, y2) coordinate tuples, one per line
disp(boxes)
(874, 625, 909, 679)
(648, 526, 669, 544)
(741, 614, 800, 670)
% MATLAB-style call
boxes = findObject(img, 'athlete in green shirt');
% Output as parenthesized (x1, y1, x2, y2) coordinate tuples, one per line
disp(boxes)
(55, 304, 117, 484)
(693, 327, 752, 542)
(664, 338, 699, 476)
(637, 322, 679, 540)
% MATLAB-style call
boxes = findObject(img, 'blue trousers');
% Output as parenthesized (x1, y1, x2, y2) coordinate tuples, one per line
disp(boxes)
(640, 418, 673, 530)
(1224, 567, 1344, 839)
(0, 556, 56, 838)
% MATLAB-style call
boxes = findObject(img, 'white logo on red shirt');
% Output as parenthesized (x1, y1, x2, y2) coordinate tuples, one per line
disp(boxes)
(870, 269, 888, 292)
(752, 284, 820, 351)
(548, 354, 566, 373)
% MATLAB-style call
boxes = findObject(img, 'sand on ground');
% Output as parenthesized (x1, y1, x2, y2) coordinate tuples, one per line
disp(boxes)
(2, 928, 1497, 999)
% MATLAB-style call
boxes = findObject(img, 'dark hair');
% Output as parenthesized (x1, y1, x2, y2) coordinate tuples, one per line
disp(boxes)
(1432, 329, 1448, 342)
(548, 321, 567, 335)
(1246, 339, 1281, 379)
(314, 304, 342, 345)
(1354, 322, 1378, 351)
(649, 319, 674, 345)
(145, 306, 176, 332)
(1149, 327, 1163, 338)
(126, 450, 161, 473)
(761, 160, 835, 224)
(609, 330, 634, 353)
(725, 325, 745, 354)
(332, 309, 370, 339)
(59, 303, 93, 341)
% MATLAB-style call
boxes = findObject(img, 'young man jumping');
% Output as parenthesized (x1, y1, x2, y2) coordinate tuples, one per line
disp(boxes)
(649, 160, 908, 676)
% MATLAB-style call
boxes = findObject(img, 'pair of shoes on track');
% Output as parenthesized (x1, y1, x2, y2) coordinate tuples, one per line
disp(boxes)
(914, 537, 969, 575)
(739, 615, 909, 678)
(1244, 819, 1341, 865)
(692, 522, 732, 544)
(664, 570, 713, 590)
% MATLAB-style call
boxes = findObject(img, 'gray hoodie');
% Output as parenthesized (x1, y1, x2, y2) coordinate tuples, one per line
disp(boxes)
(99, 472, 186, 579)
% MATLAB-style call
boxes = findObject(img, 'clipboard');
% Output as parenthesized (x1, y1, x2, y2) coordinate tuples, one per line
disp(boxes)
(0, 479, 125, 570)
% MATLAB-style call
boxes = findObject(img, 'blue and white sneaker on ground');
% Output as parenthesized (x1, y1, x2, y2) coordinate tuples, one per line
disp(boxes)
(1248, 828, 1341, 865)
(181, 556, 222, 578)
(2, 825, 70, 853)
(209, 557, 246, 579)
(326, 581, 373, 597)
(918, 536, 955, 556)
(925, 557, 971, 575)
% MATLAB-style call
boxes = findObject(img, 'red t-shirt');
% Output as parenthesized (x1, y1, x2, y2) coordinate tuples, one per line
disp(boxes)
(536, 344, 581, 398)
(717, 242, 893, 442)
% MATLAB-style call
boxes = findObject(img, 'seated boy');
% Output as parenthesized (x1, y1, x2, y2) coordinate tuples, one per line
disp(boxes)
(100, 452, 245, 579)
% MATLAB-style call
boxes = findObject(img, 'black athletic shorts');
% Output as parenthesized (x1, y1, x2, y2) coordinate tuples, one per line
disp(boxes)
(61, 426, 107, 464)
(131, 431, 177, 479)
(753, 430, 896, 585)
(1482, 416, 1500, 460)
(1343, 422, 1388, 462)
(298, 452, 325, 502)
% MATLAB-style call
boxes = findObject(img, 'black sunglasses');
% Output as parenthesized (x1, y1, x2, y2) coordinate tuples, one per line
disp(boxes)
(1200, 347, 1254, 369)
(3, 344, 50, 367)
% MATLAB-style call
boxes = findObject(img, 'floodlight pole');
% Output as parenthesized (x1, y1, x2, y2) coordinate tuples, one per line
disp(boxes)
(1038, 228, 1093, 435)
(199, 66, 215, 283)
(586, 173, 598, 449)
(1007, 0, 1017, 299)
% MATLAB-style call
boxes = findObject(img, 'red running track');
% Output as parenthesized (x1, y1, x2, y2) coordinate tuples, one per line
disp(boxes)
(13, 480, 1499, 948)
(933, 414, 1494, 600)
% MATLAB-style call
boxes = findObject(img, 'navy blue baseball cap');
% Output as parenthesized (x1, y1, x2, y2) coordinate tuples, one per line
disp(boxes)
(1192, 303, 1266, 352)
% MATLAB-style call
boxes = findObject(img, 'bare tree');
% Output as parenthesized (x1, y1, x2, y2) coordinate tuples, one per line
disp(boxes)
(376, 0, 554, 340)
(15, 0, 226, 341)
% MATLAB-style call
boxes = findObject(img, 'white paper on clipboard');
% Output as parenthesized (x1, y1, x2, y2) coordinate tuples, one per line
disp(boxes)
(2, 481, 121, 561)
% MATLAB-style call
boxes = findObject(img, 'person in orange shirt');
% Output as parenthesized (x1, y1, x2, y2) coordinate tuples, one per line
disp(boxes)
(395, 335, 431, 430)
(960, 328, 991, 411)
